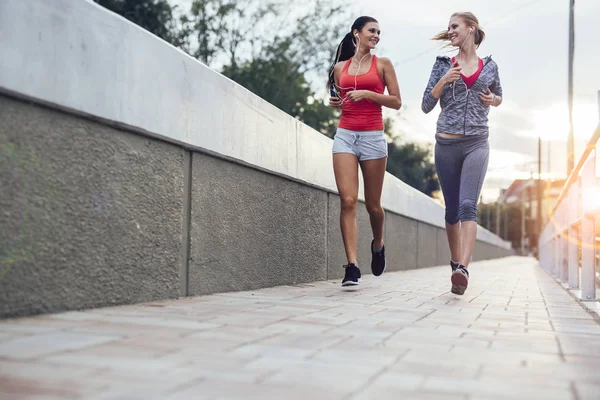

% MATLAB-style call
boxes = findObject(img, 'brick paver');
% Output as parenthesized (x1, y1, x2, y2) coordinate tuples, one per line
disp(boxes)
(1, 257, 599, 399)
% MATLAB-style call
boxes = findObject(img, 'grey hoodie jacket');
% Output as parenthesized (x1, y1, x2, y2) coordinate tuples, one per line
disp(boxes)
(421, 55, 502, 136)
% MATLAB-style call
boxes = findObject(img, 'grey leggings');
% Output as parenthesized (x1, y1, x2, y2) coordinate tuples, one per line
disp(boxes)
(434, 134, 489, 224)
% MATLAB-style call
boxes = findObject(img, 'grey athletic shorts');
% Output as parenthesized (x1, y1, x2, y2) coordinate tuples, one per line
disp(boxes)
(332, 128, 388, 161)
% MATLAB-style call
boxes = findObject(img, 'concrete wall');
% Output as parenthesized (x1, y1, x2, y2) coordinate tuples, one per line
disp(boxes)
(0, 0, 509, 239)
(0, 95, 511, 317)
(0, 97, 185, 317)
(188, 155, 328, 295)
(0, 0, 512, 318)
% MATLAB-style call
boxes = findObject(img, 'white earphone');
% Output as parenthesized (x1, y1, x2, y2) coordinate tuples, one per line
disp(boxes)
(451, 26, 475, 101)
(330, 32, 370, 104)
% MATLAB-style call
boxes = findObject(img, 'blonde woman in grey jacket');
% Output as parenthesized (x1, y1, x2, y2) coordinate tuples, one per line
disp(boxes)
(422, 12, 503, 295)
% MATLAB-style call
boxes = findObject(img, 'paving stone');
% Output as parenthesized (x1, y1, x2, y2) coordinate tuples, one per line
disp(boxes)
(421, 376, 573, 400)
(574, 382, 600, 400)
(0, 331, 119, 360)
(352, 389, 467, 400)
(0, 256, 598, 399)
(367, 372, 428, 391)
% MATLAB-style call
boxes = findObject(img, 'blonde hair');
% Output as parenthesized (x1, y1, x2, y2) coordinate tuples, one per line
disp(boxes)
(432, 12, 486, 48)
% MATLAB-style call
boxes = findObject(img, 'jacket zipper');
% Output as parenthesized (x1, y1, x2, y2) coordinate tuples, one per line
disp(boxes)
(463, 94, 469, 134)
(463, 59, 491, 135)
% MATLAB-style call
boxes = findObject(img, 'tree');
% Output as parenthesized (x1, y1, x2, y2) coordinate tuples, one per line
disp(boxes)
(221, 44, 310, 118)
(179, 0, 285, 66)
(94, 0, 441, 198)
(268, 1, 346, 84)
(221, 39, 339, 137)
(179, 0, 345, 73)
(384, 118, 440, 198)
(297, 98, 339, 138)
(93, 0, 183, 47)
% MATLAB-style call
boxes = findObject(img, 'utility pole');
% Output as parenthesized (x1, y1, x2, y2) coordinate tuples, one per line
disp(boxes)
(503, 204, 508, 241)
(567, 0, 575, 175)
(496, 201, 501, 237)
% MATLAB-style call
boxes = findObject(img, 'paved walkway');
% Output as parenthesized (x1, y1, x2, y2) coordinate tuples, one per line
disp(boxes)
(1, 257, 600, 400)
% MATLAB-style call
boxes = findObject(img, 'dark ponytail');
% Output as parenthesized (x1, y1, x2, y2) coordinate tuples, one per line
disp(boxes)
(327, 16, 378, 92)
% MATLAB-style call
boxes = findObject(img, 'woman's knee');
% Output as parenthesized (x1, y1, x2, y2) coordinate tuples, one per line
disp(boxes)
(340, 195, 358, 212)
(458, 198, 478, 221)
(444, 201, 460, 224)
(445, 211, 460, 225)
(366, 201, 383, 217)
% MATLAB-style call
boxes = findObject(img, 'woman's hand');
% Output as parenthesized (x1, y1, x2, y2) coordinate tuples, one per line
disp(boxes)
(442, 61, 462, 84)
(329, 96, 342, 109)
(480, 88, 498, 107)
(346, 90, 371, 102)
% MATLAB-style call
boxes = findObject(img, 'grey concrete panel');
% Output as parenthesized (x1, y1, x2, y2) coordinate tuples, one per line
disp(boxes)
(417, 222, 438, 268)
(327, 195, 374, 280)
(384, 213, 418, 271)
(0, 96, 184, 318)
(487, 244, 499, 260)
(479, 242, 511, 261)
(436, 228, 451, 266)
(472, 241, 492, 262)
(188, 154, 328, 296)
(491, 245, 511, 259)
(179, 151, 193, 297)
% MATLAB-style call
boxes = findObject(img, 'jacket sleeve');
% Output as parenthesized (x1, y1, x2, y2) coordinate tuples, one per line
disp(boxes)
(489, 63, 503, 97)
(421, 58, 442, 114)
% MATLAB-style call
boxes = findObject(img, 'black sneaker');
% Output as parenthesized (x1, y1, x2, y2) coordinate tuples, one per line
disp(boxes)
(371, 240, 386, 277)
(450, 260, 459, 272)
(451, 265, 469, 295)
(342, 264, 361, 286)
(450, 260, 460, 293)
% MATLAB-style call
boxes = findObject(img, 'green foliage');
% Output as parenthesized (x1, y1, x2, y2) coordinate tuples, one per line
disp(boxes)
(222, 44, 309, 117)
(93, 0, 440, 197)
(384, 118, 440, 198)
(93, 0, 184, 46)
(221, 36, 340, 137)
(178, 0, 278, 65)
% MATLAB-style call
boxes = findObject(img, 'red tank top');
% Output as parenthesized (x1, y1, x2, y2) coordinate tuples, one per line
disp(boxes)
(452, 57, 484, 89)
(338, 55, 385, 131)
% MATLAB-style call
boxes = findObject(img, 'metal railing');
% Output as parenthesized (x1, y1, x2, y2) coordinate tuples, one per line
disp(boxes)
(539, 119, 600, 301)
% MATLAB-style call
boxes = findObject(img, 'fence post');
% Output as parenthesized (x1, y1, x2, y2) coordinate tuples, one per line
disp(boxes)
(568, 186, 580, 288)
(581, 152, 597, 300)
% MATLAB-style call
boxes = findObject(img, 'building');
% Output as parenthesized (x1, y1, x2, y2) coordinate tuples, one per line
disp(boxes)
(495, 178, 566, 255)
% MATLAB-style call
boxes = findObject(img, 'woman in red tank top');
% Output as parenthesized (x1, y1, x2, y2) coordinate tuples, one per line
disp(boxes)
(326, 16, 402, 287)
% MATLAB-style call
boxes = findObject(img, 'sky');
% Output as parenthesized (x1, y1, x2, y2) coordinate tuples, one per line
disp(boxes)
(350, 0, 600, 202)
(172, 0, 600, 202)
